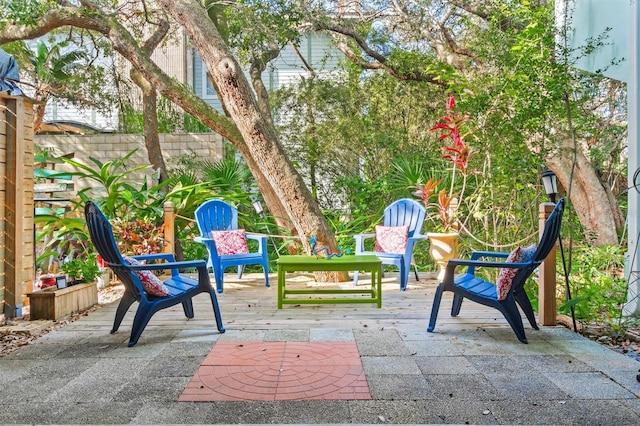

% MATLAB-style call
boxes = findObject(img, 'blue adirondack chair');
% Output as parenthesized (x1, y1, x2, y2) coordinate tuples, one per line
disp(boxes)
(194, 199, 270, 293)
(353, 198, 427, 291)
(84, 201, 225, 347)
(427, 198, 565, 343)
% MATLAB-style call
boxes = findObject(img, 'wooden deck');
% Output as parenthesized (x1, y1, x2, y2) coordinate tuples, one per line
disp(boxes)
(81, 271, 528, 336)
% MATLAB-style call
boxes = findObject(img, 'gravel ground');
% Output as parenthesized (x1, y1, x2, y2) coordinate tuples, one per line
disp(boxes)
(0, 284, 124, 356)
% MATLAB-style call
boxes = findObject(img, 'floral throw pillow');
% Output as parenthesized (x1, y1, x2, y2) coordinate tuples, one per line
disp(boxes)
(123, 256, 170, 297)
(520, 244, 537, 263)
(496, 247, 525, 300)
(210, 229, 250, 256)
(374, 225, 409, 254)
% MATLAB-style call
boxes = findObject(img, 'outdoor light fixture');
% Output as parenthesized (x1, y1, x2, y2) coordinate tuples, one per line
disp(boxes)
(541, 169, 576, 332)
(252, 199, 264, 215)
(541, 169, 558, 203)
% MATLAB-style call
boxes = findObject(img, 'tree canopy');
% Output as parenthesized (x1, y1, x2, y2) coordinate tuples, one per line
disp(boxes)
(0, 0, 626, 249)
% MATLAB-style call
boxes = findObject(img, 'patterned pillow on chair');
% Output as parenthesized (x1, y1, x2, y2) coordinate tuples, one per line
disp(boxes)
(210, 229, 250, 255)
(374, 225, 409, 254)
(496, 247, 526, 300)
(520, 244, 537, 263)
(123, 256, 170, 297)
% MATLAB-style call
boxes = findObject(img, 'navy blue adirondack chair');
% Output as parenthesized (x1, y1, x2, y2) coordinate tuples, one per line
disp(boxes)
(427, 198, 564, 343)
(194, 199, 270, 293)
(84, 201, 225, 347)
(354, 198, 427, 291)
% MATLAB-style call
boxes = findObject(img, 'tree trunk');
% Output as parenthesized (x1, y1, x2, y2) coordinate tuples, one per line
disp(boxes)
(158, 0, 347, 280)
(547, 147, 622, 246)
(131, 71, 170, 183)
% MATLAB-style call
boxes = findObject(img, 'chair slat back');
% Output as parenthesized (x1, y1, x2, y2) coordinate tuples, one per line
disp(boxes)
(195, 199, 239, 236)
(84, 201, 142, 299)
(531, 198, 565, 263)
(510, 198, 565, 293)
(383, 198, 427, 238)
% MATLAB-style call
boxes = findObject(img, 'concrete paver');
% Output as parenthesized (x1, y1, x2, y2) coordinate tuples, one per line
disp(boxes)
(0, 271, 639, 425)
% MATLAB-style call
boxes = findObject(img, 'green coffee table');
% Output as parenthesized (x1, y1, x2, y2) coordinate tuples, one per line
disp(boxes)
(276, 255, 382, 308)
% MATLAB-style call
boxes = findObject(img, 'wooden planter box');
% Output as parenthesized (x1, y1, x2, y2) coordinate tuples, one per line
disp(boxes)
(27, 282, 98, 321)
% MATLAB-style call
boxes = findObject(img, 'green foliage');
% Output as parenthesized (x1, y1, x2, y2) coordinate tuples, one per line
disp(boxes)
(559, 245, 627, 326)
(60, 150, 160, 218)
(200, 157, 254, 195)
(1, 1, 60, 28)
(119, 97, 191, 134)
(60, 254, 101, 284)
(223, 0, 304, 64)
(183, 113, 211, 132)
(4, 30, 116, 119)
(34, 214, 92, 272)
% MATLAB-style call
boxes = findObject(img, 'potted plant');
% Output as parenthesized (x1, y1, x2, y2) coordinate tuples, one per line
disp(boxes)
(28, 254, 101, 321)
(60, 253, 101, 285)
(413, 94, 476, 279)
(413, 179, 461, 280)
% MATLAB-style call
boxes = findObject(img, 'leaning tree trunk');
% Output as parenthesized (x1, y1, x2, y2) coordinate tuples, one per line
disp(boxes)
(546, 146, 622, 247)
(0, 0, 348, 280)
(158, 0, 347, 280)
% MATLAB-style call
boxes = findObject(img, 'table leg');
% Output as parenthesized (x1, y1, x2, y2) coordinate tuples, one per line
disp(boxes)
(277, 265, 284, 309)
(374, 265, 382, 308)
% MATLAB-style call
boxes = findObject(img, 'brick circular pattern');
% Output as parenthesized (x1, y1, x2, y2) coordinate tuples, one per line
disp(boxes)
(179, 341, 371, 401)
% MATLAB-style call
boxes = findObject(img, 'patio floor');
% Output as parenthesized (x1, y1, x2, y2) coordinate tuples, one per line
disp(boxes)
(1, 270, 639, 424)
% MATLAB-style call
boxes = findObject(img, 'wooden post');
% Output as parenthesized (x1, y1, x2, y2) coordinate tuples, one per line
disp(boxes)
(538, 202, 557, 326)
(1, 95, 35, 319)
(163, 201, 174, 255)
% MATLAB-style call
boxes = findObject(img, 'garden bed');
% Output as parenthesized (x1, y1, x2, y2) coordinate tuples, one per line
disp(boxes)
(27, 282, 98, 321)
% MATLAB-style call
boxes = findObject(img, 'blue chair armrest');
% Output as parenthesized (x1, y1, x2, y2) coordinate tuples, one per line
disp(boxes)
(405, 235, 427, 257)
(127, 259, 206, 271)
(127, 258, 207, 279)
(445, 257, 532, 283)
(469, 250, 510, 260)
(354, 233, 375, 252)
(407, 234, 427, 246)
(194, 236, 220, 259)
(246, 233, 269, 254)
(132, 253, 177, 263)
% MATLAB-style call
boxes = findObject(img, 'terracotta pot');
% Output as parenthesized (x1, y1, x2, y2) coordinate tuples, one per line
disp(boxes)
(427, 232, 459, 281)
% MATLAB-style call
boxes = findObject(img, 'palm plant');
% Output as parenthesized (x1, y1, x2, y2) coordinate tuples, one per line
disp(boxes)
(27, 39, 87, 132)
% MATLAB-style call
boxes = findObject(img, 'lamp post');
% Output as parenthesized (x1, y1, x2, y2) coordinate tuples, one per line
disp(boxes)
(252, 199, 264, 216)
(541, 169, 558, 203)
(252, 199, 280, 257)
(540, 169, 577, 332)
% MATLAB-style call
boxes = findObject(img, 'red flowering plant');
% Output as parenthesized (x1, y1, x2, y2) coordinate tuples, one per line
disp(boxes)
(413, 94, 475, 233)
(111, 217, 166, 255)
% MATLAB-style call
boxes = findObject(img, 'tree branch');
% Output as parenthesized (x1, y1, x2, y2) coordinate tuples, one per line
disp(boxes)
(441, 25, 485, 70)
(317, 22, 447, 86)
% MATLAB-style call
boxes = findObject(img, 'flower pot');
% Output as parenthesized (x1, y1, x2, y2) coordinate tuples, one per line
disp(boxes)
(427, 232, 459, 281)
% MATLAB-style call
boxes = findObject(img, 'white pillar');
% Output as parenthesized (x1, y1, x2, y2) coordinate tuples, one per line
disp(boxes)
(624, 0, 640, 316)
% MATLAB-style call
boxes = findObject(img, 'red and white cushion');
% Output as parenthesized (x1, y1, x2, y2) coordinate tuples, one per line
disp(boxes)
(374, 225, 409, 254)
(210, 229, 250, 255)
(123, 256, 170, 297)
(520, 244, 537, 262)
(496, 247, 525, 300)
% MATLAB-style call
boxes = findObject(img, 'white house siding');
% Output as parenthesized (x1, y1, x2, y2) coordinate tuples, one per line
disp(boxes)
(43, 27, 191, 133)
(193, 33, 342, 111)
(44, 99, 118, 132)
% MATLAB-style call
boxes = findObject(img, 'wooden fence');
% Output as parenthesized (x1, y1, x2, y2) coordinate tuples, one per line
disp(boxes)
(1, 94, 35, 319)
